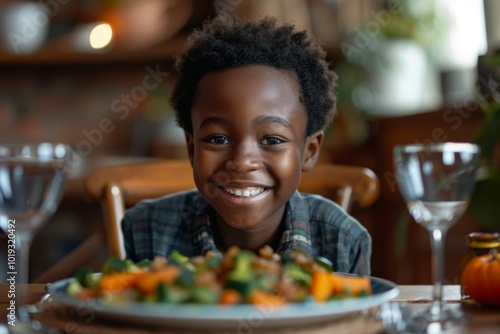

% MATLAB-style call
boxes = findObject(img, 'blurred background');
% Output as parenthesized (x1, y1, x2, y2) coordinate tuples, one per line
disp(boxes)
(0, 0, 499, 285)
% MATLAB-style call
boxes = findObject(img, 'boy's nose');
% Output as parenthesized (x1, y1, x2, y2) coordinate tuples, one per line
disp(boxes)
(226, 144, 261, 173)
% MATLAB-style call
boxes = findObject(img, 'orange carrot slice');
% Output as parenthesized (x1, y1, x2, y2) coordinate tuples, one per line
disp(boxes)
(220, 289, 242, 305)
(99, 271, 146, 293)
(311, 270, 333, 301)
(136, 266, 180, 295)
(330, 273, 371, 296)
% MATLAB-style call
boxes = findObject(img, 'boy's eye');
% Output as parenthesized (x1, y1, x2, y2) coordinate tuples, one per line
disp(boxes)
(206, 135, 230, 144)
(261, 136, 285, 145)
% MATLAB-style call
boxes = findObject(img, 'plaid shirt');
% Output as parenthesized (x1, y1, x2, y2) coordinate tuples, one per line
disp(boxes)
(122, 190, 371, 275)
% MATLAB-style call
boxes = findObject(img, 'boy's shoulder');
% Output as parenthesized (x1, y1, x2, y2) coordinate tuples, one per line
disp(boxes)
(298, 192, 347, 218)
(298, 192, 364, 229)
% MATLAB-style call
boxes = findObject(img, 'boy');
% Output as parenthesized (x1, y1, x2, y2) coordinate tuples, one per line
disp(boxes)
(122, 16, 372, 275)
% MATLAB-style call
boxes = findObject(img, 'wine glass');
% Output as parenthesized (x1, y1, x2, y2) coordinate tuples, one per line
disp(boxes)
(0, 142, 73, 287)
(393, 142, 480, 332)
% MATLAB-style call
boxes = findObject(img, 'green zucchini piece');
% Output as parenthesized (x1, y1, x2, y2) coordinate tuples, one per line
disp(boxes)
(67, 280, 84, 296)
(157, 284, 190, 303)
(189, 286, 219, 304)
(283, 263, 311, 287)
(101, 257, 128, 274)
(168, 250, 190, 266)
(73, 267, 99, 288)
(136, 259, 152, 268)
(314, 256, 333, 272)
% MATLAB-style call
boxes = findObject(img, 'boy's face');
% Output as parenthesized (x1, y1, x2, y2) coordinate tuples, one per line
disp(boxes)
(186, 65, 323, 231)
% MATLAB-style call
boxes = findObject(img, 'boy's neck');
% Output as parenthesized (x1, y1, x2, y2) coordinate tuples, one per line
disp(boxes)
(211, 214, 284, 253)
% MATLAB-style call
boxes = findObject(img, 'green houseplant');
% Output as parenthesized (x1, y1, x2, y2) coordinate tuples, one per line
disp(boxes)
(336, 0, 444, 118)
(467, 54, 500, 232)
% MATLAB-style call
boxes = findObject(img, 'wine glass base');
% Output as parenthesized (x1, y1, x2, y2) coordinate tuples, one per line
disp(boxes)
(9, 305, 56, 333)
(406, 304, 466, 333)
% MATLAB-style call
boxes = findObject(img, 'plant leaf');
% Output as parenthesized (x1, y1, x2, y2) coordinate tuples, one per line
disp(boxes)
(467, 176, 500, 232)
(482, 54, 500, 67)
(474, 102, 500, 162)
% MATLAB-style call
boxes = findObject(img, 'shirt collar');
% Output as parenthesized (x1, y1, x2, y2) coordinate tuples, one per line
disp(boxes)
(191, 190, 312, 257)
(190, 194, 222, 257)
(275, 191, 313, 257)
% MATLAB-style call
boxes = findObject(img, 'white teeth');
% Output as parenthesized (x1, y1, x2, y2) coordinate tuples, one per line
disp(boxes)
(224, 187, 265, 197)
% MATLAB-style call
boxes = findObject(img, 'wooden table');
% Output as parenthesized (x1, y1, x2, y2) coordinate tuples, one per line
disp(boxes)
(1, 284, 499, 333)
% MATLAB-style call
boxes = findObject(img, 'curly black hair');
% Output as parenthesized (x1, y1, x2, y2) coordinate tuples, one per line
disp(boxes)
(170, 15, 337, 136)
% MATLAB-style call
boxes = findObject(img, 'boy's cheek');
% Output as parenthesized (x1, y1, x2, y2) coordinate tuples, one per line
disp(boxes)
(184, 132, 195, 162)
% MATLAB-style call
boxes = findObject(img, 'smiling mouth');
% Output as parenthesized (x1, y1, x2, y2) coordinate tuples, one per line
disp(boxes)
(223, 187, 265, 197)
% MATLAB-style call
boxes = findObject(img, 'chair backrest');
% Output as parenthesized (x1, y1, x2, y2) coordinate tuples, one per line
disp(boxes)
(84, 159, 380, 260)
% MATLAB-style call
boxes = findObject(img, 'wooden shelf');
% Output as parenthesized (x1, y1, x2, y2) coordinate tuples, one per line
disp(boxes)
(0, 33, 188, 66)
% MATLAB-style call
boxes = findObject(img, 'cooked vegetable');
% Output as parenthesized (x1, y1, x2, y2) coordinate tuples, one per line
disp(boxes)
(74, 267, 99, 288)
(330, 273, 372, 297)
(310, 270, 332, 302)
(225, 250, 255, 300)
(99, 271, 146, 293)
(67, 247, 372, 305)
(220, 289, 242, 305)
(314, 256, 334, 273)
(137, 266, 180, 295)
(249, 290, 286, 307)
(168, 250, 190, 266)
(101, 257, 129, 274)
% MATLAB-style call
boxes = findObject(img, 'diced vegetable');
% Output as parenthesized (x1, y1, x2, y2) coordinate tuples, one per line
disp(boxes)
(330, 273, 372, 296)
(157, 284, 190, 303)
(67, 247, 372, 305)
(310, 270, 333, 302)
(225, 250, 255, 299)
(249, 290, 286, 307)
(67, 280, 84, 296)
(137, 266, 180, 295)
(176, 266, 195, 287)
(220, 289, 242, 305)
(99, 271, 146, 292)
(189, 286, 220, 304)
(196, 256, 222, 273)
(314, 256, 333, 272)
(136, 259, 153, 268)
(168, 250, 190, 266)
(74, 267, 99, 288)
(74, 288, 98, 300)
(283, 263, 311, 287)
(101, 257, 128, 274)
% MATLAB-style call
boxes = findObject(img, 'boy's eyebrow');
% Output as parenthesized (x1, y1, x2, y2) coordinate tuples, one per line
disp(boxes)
(198, 115, 294, 131)
(254, 115, 293, 131)
(199, 116, 230, 129)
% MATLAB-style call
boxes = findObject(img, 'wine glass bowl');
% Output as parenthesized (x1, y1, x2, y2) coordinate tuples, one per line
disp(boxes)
(393, 142, 481, 331)
(0, 143, 73, 284)
(396, 143, 480, 229)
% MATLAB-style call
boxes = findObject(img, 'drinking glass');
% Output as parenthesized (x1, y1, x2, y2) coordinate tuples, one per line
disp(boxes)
(0, 143, 73, 285)
(393, 142, 480, 332)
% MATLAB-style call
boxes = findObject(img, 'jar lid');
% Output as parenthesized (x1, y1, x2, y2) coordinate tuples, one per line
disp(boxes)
(466, 232, 500, 248)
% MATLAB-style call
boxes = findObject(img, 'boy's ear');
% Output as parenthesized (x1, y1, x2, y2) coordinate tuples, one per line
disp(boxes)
(184, 131, 194, 166)
(302, 130, 324, 172)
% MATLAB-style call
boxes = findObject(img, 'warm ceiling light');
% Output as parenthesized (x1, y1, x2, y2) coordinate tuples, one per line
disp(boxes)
(89, 23, 113, 49)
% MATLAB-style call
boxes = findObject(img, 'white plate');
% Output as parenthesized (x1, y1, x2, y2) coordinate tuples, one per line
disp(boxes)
(48, 274, 399, 329)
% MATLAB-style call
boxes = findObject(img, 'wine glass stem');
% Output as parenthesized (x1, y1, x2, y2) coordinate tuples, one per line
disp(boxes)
(428, 228, 446, 316)
(17, 233, 33, 285)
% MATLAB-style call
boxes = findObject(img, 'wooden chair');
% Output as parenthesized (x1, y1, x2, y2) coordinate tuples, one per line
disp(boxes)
(35, 159, 379, 282)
